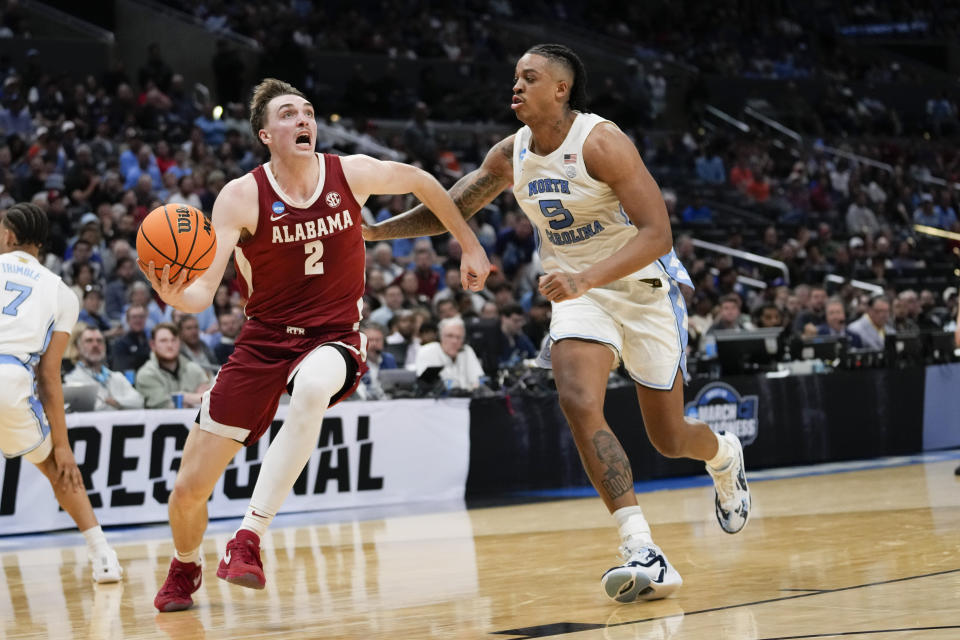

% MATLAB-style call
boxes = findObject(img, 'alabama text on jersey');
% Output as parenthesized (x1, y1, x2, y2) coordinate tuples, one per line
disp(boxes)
(237, 153, 365, 329)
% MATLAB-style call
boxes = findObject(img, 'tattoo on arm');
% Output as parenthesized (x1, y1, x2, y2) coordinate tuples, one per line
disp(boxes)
(372, 201, 446, 239)
(371, 138, 514, 240)
(566, 275, 578, 293)
(368, 172, 502, 239)
(453, 172, 502, 217)
(593, 430, 633, 499)
(498, 138, 514, 163)
(451, 137, 513, 217)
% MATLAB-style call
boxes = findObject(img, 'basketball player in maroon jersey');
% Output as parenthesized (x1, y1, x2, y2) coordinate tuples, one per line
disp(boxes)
(144, 78, 490, 612)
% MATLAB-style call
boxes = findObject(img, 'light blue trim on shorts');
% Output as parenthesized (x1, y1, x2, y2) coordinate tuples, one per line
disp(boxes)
(626, 367, 679, 391)
(27, 394, 49, 439)
(0, 354, 29, 369)
(543, 331, 622, 370)
(0, 354, 49, 458)
(662, 269, 689, 379)
(621, 261, 688, 391)
(26, 317, 55, 368)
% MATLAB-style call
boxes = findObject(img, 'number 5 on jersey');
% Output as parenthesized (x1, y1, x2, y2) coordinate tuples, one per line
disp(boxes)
(304, 239, 324, 275)
(539, 199, 574, 230)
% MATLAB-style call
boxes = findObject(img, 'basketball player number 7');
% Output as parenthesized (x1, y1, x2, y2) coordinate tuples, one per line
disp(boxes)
(2, 281, 32, 316)
(304, 240, 324, 275)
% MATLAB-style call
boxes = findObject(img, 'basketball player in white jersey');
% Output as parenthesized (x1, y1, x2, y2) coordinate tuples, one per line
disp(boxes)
(364, 44, 751, 602)
(0, 203, 122, 583)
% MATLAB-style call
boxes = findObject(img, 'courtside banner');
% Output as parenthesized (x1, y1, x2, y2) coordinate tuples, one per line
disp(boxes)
(0, 399, 470, 535)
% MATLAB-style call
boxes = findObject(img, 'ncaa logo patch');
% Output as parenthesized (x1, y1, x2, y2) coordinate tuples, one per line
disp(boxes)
(325, 192, 341, 208)
(684, 381, 759, 445)
(272, 201, 285, 215)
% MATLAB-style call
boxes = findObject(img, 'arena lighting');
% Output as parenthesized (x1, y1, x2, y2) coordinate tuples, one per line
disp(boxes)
(213, 105, 223, 120)
(913, 224, 960, 242)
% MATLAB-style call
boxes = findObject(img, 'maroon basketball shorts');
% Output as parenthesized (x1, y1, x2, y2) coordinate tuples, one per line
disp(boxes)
(199, 318, 368, 446)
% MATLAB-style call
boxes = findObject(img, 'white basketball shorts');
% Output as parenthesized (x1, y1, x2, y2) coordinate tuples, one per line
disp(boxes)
(0, 362, 52, 463)
(540, 275, 689, 389)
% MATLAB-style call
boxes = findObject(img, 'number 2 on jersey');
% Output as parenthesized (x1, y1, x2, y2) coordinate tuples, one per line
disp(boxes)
(538, 199, 574, 230)
(2, 281, 33, 316)
(304, 239, 324, 275)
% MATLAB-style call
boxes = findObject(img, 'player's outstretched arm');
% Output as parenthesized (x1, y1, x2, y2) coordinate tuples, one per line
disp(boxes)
(36, 331, 84, 493)
(343, 154, 492, 291)
(140, 176, 258, 313)
(362, 135, 515, 241)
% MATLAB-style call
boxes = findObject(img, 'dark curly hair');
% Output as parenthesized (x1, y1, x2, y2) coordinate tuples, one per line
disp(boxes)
(525, 43, 589, 112)
(2, 202, 48, 248)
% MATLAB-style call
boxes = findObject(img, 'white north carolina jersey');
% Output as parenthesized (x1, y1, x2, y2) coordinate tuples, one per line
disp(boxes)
(514, 112, 695, 388)
(512, 112, 691, 287)
(0, 250, 78, 365)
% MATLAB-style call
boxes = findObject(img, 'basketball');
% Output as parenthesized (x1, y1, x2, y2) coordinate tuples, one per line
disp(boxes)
(136, 204, 217, 283)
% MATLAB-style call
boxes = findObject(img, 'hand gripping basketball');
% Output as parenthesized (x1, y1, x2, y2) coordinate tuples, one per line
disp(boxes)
(137, 204, 217, 293)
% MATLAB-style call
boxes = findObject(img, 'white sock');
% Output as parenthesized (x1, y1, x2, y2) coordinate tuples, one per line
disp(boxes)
(80, 525, 108, 551)
(706, 431, 734, 470)
(241, 346, 345, 538)
(175, 547, 201, 565)
(613, 505, 653, 548)
(239, 504, 276, 538)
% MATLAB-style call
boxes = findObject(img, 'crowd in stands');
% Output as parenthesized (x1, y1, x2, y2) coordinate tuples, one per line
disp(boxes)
(88, 1, 957, 135)
(0, 12, 957, 406)
(0, 2, 25, 38)
(546, 0, 959, 80)
(172, 0, 507, 64)
(165, 0, 960, 80)
(652, 126, 960, 353)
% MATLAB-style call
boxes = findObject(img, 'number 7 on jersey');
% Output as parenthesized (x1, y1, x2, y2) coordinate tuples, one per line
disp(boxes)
(2, 281, 32, 316)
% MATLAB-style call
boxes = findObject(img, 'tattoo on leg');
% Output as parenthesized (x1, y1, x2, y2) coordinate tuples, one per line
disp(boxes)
(593, 430, 634, 499)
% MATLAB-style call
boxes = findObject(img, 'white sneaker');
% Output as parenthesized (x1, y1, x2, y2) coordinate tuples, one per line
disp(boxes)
(90, 546, 123, 583)
(706, 431, 751, 534)
(601, 543, 682, 603)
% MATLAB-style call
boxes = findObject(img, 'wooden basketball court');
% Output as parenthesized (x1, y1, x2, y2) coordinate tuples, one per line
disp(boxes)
(2, 455, 958, 639)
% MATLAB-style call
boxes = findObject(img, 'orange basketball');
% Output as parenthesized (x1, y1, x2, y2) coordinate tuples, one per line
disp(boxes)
(136, 204, 217, 283)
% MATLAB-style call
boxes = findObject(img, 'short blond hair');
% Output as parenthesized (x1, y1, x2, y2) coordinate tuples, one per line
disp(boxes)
(248, 78, 307, 144)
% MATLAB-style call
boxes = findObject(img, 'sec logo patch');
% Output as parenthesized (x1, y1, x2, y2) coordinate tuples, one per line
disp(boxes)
(325, 192, 341, 208)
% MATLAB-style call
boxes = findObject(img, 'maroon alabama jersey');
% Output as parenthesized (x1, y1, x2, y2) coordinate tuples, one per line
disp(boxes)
(237, 154, 365, 328)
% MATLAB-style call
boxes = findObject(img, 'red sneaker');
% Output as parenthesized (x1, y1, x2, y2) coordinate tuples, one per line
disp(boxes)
(154, 558, 202, 612)
(216, 529, 265, 589)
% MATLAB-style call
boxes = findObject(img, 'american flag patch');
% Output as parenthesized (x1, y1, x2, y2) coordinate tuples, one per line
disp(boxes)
(563, 153, 577, 163)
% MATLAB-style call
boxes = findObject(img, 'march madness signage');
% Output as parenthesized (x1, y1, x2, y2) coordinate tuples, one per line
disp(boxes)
(684, 381, 759, 445)
(0, 399, 469, 535)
